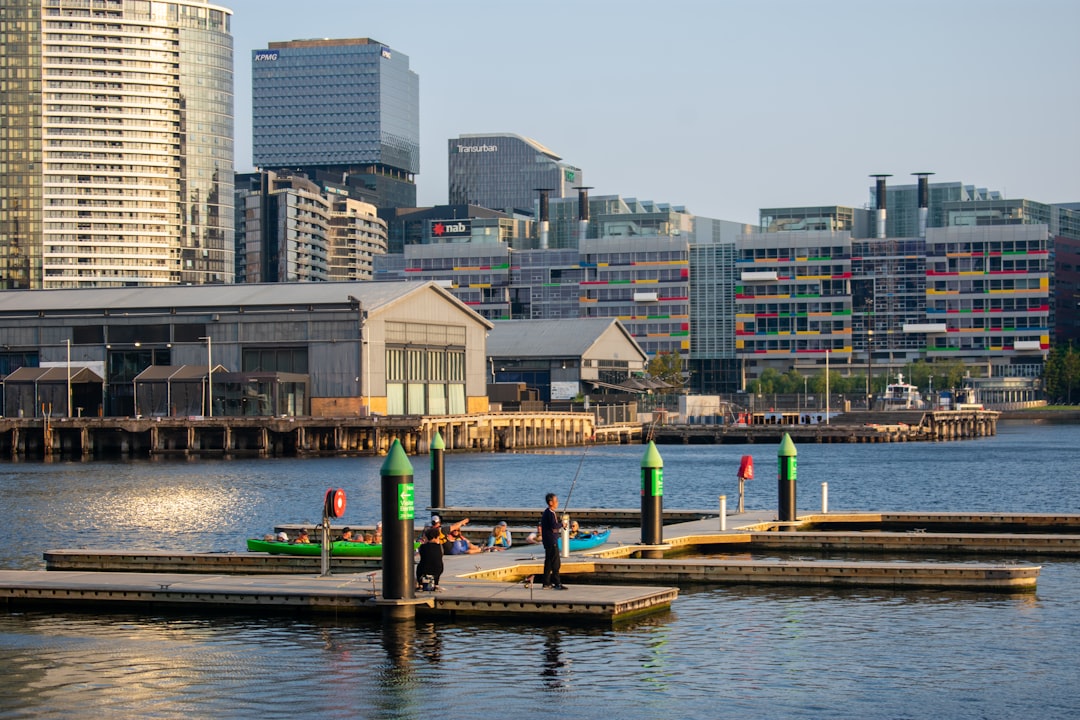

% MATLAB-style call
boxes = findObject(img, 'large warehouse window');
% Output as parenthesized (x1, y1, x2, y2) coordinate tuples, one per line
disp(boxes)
(384, 321, 466, 415)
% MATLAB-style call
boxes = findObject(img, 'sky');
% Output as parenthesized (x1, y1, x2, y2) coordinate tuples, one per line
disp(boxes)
(223, 0, 1080, 224)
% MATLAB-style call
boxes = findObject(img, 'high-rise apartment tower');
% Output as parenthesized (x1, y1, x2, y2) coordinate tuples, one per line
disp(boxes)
(0, 0, 235, 288)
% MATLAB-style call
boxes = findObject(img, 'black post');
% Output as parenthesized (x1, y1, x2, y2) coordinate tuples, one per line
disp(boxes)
(430, 430, 445, 511)
(778, 433, 798, 530)
(380, 439, 415, 600)
(640, 441, 663, 548)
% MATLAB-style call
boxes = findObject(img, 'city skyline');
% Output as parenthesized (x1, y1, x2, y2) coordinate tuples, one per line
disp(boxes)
(227, 0, 1080, 224)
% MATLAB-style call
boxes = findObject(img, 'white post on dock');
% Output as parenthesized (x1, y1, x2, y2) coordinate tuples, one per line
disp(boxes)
(561, 513, 571, 558)
(320, 518, 331, 576)
(719, 495, 727, 531)
(821, 482, 829, 514)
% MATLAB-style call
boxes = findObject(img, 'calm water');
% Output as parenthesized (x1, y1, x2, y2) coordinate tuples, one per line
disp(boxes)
(0, 420, 1077, 719)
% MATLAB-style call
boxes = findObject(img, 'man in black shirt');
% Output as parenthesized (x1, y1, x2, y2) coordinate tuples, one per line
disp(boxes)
(541, 492, 567, 590)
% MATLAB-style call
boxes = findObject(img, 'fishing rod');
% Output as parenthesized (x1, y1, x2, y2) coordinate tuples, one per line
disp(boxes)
(563, 440, 591, 512)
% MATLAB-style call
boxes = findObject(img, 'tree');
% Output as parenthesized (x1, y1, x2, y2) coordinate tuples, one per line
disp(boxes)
(1042, 343, 1079, 404)
(647, 351, 686, 390)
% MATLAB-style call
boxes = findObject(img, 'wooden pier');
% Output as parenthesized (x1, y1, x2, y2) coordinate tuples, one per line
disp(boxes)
(0, 411, 630, 460)
(0, 407, 994, 460)
(649, 409, 999, 444)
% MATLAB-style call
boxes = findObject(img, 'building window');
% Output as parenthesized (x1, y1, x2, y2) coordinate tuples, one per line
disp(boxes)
(242, 347, 308, 373)
(386, 345, 465, 415)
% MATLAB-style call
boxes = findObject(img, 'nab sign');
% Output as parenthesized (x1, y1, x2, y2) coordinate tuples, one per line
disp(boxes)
(431, 220, 471, 238)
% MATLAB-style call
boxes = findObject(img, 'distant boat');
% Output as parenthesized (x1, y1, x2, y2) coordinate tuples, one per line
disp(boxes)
(882, 373, 925, 410)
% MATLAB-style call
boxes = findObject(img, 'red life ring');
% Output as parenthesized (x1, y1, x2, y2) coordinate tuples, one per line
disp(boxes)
(324, 488, 347, 518)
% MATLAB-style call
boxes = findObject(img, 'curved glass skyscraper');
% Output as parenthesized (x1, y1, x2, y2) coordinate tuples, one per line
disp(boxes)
(0, 0, 234, 288)
(448, 133, 583, 216)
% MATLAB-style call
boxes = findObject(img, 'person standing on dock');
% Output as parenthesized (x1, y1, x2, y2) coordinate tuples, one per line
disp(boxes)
(541, 493, 567, 590)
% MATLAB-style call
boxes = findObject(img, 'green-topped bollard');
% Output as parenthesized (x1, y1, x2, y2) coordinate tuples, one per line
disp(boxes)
(381, 439, 415, 603)
(641, 441, 664, 555)
(778, 433, 798, 531)
(429, 430, 445, 511)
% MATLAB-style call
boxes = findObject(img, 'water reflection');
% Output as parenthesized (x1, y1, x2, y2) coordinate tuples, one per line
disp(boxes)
(373, 618, 421, 716)
(415, 620, 443, 665)
(541, 627, 565, 690)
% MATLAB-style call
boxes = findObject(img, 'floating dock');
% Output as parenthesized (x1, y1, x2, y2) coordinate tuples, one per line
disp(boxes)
(42, 549, 382, 574)
(8, 508, 1062, 624)
(0, 568, 676, 624)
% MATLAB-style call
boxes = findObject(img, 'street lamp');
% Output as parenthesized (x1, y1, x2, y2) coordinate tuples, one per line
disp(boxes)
(929, 374, 934, 408)
(66, 338, 72, 418)
(348, 295, 367, 415)
(866, 328, 874, 410)
(198, 336, 213, 417)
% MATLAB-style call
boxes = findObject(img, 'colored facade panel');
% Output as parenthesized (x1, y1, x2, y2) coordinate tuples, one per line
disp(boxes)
(734, 231, 853, 364)
(925, 224, 1050, 372)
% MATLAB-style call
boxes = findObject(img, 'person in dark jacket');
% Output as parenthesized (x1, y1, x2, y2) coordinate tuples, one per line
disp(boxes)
(541, 492, 567, 590)
(416, 526, 444, 590)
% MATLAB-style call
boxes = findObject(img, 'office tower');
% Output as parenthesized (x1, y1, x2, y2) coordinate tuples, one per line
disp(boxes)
(252, 38, 419, 209)
(0, 0, 234, 289)
(448, 133, 583, 217)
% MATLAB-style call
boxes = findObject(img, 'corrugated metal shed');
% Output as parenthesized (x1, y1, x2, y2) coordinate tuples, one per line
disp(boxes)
(0, 280, 487, 324)
(487, 318, 645, 360)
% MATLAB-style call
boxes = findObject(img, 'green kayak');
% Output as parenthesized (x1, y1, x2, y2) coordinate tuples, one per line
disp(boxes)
(247, 538, 388, 557)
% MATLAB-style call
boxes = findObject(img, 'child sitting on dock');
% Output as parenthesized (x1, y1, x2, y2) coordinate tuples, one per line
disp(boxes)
(485, 521, 512, 551)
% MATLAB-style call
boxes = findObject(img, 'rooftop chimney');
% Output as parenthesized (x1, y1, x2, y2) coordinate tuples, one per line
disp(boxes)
(574, 186, 592, 246)
(534, 188, 552, 249)
(870, 174, 892, 239)
(913, 172, 934, 237)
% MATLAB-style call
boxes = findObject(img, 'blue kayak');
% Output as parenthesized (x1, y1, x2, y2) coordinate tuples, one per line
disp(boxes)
(558, 528, 611, 551)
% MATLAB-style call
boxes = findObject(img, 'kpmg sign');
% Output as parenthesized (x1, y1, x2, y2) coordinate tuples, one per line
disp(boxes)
(254, 50, 279, 62)
(431, 220, 471, 238)
(456, 144, 497, 153)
